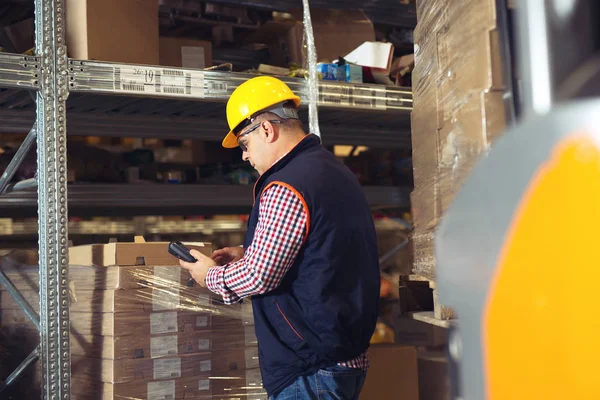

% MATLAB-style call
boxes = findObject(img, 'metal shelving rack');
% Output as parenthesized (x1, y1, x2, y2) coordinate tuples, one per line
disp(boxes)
(0, 0, 413, 398)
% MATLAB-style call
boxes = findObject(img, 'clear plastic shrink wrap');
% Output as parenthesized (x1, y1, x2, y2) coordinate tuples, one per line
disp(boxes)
(0, 241, 266, 400)
(410, 0, 510, 279)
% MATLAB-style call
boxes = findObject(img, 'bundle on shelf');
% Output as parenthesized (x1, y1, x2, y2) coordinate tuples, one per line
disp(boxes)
(0, 239, 264, 400)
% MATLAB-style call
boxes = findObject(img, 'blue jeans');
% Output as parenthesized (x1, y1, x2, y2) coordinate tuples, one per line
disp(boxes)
(269, 365, 367, 400)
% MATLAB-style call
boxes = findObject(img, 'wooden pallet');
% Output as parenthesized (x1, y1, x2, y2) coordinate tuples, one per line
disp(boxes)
(399, 275, 457, 327)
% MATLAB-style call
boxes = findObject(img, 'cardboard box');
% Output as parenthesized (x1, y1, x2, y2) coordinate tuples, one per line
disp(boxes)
(317, 63, 339, 81)
(159, 37, 212, 69)
(248, 9, 374, 68)
(66, 0, 159, 65)
(359, 345, 419, 400)
(70, 350, 253, 384)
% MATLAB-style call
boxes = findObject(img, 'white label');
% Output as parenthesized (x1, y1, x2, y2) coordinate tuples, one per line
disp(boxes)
(198, 379, 210, 391)
(196, 315, 209, 327)
(352, 85, 387, 110)
(181, 46, 205, 69)
(207, 80, 228, 93)
(200, 359, 212, 372)
(114, 66, 205, 97)
(151, 335, 178, 358)
(245, 326, 257, 345)
(198, 338, 211, 350)
(242, 301, 254, 326)
(197, 293, 211, 306)
(154, 358, 182, 380)
(319, 84, 352, 107)
(150, 312, 178, 335)
(0, 218, 13, 235)
(245, 347, 259, 369)
(386, 87, 411, 110)
(153, 266, 180, 285)
(147, 380, 175, 400)
(246, 368, 263, 386)
(153, 287, 180, 311)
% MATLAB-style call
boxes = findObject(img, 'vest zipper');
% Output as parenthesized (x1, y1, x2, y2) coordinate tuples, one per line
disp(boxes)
(275, 301, 304, 341)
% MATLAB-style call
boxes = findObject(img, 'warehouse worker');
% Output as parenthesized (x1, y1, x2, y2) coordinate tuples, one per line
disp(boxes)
(179, 76, 380, 400)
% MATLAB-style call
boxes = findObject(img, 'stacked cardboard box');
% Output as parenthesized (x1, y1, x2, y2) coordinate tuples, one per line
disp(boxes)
(0, 240, 265, 399)
(410, 0, 509, 279)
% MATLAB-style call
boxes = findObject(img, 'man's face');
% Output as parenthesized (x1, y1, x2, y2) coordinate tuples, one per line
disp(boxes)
(238, 121, 266, 174)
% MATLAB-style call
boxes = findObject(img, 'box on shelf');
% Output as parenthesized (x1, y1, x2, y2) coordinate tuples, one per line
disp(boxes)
(247, 9, 375, 68)
(159, 37, 213, 69)
(410, 0, 509, 279)
(66, 0, 159, 64)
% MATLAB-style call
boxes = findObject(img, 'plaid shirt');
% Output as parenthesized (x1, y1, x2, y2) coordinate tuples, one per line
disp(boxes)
(206, 184, 369, 370)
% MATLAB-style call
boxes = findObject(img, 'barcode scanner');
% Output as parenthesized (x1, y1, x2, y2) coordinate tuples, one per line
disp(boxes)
(168, 241, 197, 286)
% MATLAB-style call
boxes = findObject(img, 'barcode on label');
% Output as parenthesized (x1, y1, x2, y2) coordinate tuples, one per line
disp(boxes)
(154, 358, 182, 380)
(150, 311, 178, 335)
(148, 380, 175, 400)
(122, 83, 145, 92)
(163, 87, 185, 94)
(208, 81, 227, 92)
(163, 69, 184, 76)
(151, 335, 178, 358)
(319, 85, 352, 107)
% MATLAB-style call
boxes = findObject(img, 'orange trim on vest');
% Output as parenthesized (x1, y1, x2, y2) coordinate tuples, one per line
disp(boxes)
(261, 181, 310, 243)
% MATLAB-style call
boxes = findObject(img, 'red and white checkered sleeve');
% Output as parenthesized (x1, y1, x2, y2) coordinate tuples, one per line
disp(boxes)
(205, 184, 308, 304)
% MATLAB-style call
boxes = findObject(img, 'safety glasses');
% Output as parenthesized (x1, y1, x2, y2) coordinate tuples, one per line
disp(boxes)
(237, 120, 283, 152)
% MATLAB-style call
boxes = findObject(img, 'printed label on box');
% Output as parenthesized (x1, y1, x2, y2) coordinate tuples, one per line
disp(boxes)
(153, 266, 180, 285)
(147, 380, 175, 400)
(151, 335, 178, 358)
(242, 301, 254, 326)
(245, 326, 257, 345)
(154, 358, 182, 380)
(246, 368, 263, 387)
(150, 312, 178, 335)
(200, 359, 212, 372)
(153, 287, 181, 311)
(198, 338, 211, 350)
(198, 379, 210, 391)
(245, 347, 259, 369)
(196, 315, 209, 327)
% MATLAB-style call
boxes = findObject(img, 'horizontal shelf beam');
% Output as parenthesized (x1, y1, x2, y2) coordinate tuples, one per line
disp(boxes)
(0, 108, 412, 148)
(0, 53, 40, 90)
(0, 184, 410, 217)
(69, 60, 413, 112)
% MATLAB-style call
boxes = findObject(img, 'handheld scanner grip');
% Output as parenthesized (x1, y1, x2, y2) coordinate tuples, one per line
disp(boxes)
(168, 241, 197, 263)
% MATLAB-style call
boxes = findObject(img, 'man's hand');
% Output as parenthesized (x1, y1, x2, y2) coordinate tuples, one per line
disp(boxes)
(179, 249, 217, 288)
(212, 246, 245, 265)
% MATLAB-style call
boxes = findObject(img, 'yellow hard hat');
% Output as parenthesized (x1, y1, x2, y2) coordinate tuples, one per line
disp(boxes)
(223, 76, 301, 148)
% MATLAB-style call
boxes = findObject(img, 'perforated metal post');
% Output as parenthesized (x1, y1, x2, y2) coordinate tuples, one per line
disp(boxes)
(34, 0, 71, 398)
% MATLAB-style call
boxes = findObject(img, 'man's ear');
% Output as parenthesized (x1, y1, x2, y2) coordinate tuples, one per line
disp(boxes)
(262, 120, 279, 144)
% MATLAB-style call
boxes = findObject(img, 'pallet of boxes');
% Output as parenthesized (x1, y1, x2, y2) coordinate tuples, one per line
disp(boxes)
(407, 0, 510, 321)
(0, 238, 265, 399)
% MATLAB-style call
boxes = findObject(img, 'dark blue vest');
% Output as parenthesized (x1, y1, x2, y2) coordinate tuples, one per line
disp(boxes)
(244, 134, 380, 397)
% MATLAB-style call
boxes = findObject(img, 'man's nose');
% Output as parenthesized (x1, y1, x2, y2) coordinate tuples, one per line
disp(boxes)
(242, 151, 250, 162)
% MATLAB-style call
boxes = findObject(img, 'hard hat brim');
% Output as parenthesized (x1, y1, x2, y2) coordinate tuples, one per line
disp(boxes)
(222, 131, 239, 149)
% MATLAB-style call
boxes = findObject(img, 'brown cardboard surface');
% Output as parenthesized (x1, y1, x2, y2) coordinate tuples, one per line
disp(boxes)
(68, 240, 211, 267)
(66, 0, 159, 65)
(0, 263, 212, 291)
(411, 185, 439, 231)
(248, 9, 374, 67)
(410, 104, 439, 190)
(437, 90, 506, 212)
(71, 349, 252, 384)
(159, 37, 213, 68)
(359, 345, 419, 400)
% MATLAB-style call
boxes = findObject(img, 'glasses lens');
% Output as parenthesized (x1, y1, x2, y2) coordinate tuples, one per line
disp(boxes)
(239, 141, 247, 152)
